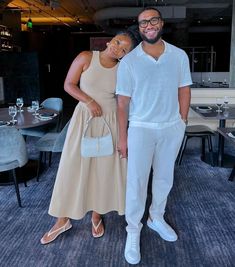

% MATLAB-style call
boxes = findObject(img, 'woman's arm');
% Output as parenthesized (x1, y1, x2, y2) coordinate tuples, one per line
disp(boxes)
(64, 51, 102, 117)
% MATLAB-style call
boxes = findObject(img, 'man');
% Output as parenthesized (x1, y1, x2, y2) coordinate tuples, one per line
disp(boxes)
(116, 7, 192, 265)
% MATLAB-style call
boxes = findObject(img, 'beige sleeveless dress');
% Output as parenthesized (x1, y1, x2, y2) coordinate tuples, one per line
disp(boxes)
(48, 51, 127, 220)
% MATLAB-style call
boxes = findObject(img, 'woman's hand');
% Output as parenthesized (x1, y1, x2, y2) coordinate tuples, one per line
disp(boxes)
(87, 100, 103, 117)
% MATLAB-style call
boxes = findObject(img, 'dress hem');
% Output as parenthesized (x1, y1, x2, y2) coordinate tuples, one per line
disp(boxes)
(48, 209, 125, 221)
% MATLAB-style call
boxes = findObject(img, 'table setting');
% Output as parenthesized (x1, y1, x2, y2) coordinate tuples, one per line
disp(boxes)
(0, 97, 59, 129)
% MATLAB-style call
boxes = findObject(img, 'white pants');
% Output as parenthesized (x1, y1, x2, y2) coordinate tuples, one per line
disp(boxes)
(125, 120, 186, 233)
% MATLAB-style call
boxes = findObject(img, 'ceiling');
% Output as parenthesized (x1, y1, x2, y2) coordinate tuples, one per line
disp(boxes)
(1, 0, 233, 33)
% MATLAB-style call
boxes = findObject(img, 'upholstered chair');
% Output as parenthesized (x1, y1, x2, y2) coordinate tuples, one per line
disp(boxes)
(35, 120, 70, 181)
(0, 127, 28, 207)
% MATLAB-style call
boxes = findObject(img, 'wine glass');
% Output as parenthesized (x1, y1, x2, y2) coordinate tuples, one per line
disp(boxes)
(223, 96, 229, 109)
(8, 105, 17, 124)
(32, 100, 39, 116)
(216, 98, 223, 113)
(16, 97, 24, 112)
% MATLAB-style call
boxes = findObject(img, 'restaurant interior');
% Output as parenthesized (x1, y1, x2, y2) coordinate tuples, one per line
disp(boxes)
(0, 1, 235, 267)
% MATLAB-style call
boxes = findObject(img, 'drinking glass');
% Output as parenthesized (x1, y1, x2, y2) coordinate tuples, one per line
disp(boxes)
(8, 105, 17, 124)
(223, 96, 229, 109)
(32, 100, 39, 115)
(216, 98, 223, 113)
(16, 97, 24, 112)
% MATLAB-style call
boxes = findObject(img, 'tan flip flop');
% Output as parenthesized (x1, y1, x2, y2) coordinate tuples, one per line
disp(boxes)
(91, 218, 104, 238)
(40, 219, 72, 245)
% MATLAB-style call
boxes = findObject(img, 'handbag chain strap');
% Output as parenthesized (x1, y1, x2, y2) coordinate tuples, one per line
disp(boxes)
(82, 116, 112, 138)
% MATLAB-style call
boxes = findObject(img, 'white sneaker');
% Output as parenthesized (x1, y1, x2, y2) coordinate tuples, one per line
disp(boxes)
(124, 232, 141, 265)
(147, 218, 178, 242)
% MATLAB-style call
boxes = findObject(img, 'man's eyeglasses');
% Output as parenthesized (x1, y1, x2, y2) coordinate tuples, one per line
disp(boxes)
(138, 17, 161, 28)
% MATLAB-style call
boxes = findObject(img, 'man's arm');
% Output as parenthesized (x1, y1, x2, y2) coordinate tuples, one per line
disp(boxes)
(178, 86, 191, 123)
(117, 95, 131, 158)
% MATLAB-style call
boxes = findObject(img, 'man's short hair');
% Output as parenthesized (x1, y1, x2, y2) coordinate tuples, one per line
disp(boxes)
(138, 7, 163, 20)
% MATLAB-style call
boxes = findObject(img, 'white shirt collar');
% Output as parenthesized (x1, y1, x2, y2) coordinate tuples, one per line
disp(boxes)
(136, 39, 171, 57)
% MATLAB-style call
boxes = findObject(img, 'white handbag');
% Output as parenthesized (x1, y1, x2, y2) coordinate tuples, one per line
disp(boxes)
(81, 116, 114, 158)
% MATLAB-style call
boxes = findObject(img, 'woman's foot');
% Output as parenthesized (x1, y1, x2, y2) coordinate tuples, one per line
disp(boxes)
(91, 212, 104, 238)
(40, 218, 72, 245)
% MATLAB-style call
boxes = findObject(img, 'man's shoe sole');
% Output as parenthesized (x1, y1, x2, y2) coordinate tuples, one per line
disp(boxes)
(125, 253, 140, 265)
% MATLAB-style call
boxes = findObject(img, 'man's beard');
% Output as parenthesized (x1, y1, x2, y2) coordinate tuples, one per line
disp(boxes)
(140, 29, 163, 44)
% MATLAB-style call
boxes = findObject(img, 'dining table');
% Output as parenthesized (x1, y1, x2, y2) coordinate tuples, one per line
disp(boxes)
(0, 106, 59, 129)
(191, 104, 235, 167)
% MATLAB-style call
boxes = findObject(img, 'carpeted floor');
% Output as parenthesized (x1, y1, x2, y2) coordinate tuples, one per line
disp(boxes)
(0, 137, 235, 267)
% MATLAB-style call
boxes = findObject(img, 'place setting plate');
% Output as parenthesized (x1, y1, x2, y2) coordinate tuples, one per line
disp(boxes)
(37, 112, 57, 121)
(0, 121, 10, 127)
(196, 106, 212, 113)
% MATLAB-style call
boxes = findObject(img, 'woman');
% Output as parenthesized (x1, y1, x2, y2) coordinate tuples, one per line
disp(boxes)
(41, 31, 138, 244)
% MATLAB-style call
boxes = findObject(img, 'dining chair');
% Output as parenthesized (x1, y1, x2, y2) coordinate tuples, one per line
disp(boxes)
(176, 125, 215, 166)
(20, 97, 63, 138)
(35, 120, 70, 181)
(41, 97, 63, 131)
(0, 127, 28, 207)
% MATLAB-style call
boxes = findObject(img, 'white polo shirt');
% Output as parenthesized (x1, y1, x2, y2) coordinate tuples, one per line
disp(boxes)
(116, 40, 192, 129)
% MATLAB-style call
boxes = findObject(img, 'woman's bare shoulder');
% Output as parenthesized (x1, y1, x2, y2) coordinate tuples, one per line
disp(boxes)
(74, 51, 92, 62)
(73, 51, 93, 71)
